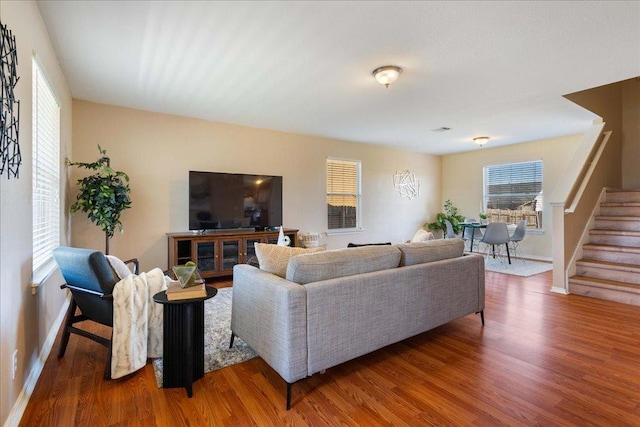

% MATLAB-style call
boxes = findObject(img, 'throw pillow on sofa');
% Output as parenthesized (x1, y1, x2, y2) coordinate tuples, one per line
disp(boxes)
(410, 228, 434, 242)
(254, 243, 324, 278)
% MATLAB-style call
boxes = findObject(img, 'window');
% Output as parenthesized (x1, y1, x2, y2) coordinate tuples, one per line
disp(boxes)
(483, 160, 543, 228)
(32, 58, 60, 275)
(327, 158, 361, 231)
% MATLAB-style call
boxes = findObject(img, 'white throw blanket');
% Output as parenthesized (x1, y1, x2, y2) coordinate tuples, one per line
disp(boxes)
(111, 268, 167, 379)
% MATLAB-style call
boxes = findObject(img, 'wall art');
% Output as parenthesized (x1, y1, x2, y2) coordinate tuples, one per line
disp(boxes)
(1, 21, 21, 179)
(393, 169, 420, 200)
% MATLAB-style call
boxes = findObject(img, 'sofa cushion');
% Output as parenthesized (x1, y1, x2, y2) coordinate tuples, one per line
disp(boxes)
(254, 243, 324, 278)
(286, 245, 401, 285)
(396, 238, 465, 266)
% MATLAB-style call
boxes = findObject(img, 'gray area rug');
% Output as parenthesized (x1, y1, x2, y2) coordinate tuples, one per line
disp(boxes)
(484, 257, 553, 277)
(152, 287, 257, 387)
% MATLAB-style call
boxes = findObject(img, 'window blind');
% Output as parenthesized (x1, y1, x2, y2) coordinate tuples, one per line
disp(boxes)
(326, 158, 361, 230)
(32, 59, 60, 274)
(484, 160, 542, 211)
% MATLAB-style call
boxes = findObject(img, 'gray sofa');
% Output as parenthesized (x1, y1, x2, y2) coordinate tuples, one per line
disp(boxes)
(230, 238, 485, 408)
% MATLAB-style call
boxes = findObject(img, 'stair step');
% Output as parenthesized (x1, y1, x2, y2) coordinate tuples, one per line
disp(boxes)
(600, 204, 640, 216)
(605, 190, 640, 203)
(595, 216, 640, 231)
(575, 259, 640, 285)
(588, 229, 640, 247)
(582, 243, 640, 264)
(569, 275, 640, 306)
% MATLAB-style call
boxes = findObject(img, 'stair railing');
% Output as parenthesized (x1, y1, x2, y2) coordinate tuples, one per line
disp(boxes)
(548, 122, 614, 294)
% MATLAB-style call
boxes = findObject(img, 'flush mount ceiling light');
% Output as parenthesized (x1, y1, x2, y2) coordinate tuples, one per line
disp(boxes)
(473, 136, 490, 146)
(372, 65, 402, 88)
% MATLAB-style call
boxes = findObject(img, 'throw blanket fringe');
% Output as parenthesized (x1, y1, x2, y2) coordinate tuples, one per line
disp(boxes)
(111, 268, 167, 379)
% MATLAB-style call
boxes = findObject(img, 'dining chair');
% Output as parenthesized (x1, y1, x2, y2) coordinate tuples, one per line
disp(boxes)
(462, 219, 484, 252)
(509, 220, 527, 260)
(479, 222, 511, 264)
(444, 219, 456, 239)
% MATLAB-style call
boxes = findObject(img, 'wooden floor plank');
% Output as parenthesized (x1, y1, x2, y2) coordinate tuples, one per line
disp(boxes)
(19, 272, 640, 426)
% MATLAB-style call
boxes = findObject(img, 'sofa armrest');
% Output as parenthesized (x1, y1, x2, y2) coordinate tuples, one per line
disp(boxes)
(231, 264, 308, 383)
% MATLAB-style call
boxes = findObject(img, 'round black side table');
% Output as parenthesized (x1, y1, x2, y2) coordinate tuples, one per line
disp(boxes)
(153, 287, 217, 397)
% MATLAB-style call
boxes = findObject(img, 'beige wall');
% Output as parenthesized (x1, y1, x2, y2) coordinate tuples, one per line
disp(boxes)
(622, 79, 640, 189)
(0, 1, 73, 425)
(71, 101, 442, 271)
(441, 135, 582, 260)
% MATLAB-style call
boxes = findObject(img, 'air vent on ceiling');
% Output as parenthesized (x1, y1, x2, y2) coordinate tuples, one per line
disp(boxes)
(432, 127, 451, 132)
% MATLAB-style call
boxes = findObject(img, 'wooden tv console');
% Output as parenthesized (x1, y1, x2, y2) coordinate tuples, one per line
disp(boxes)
(167, 229, 298, 279)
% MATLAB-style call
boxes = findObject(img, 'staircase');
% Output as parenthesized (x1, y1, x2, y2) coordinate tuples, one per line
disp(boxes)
(569, 189, 640, 306)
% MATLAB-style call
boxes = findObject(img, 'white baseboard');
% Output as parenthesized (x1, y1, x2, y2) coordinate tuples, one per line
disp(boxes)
(550, 286, 569, 295)
(3, 297, 70, 427)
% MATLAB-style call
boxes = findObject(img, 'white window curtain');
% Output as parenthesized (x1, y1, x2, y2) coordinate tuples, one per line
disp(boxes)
(326, 158, 361, 231)
(32, 58, 61, 274)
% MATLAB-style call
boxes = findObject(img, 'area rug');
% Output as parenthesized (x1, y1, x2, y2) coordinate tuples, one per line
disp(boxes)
(483, 257, 553, 277)
(152, 287, 257, 387)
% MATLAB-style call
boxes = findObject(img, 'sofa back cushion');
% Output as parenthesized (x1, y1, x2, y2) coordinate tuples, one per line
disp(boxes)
(286, 245, 401, 285)
(396, 238, 465, 266)
(254, 243, 324, 278)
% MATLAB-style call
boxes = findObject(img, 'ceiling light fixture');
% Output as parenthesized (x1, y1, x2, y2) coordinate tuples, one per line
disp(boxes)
(473, 136, 490, 146)
(372, 65, 402, 88)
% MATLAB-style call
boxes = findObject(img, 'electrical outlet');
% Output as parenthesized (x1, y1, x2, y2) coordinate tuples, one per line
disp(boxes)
(12, 350, 18, 380)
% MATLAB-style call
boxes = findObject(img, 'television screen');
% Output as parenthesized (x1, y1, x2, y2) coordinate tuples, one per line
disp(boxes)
(189, 171, 283, 231)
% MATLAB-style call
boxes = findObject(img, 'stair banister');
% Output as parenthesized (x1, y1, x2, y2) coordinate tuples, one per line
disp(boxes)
(549, 122, 614, 294)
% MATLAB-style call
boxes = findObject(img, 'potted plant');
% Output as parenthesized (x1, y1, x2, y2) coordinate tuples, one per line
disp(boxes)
(67, 145, 132, 254)
(426, 199, 466, 236)
(479, 212, 488, 224)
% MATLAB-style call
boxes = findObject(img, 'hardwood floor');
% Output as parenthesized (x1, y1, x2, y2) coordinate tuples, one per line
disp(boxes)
(20, 272, 640, 426)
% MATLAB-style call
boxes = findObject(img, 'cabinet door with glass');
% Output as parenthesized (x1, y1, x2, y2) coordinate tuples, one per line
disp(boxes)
(244, 237, 263, 264)
(219, 237, 242, 274)
(195, 240, 218, 276)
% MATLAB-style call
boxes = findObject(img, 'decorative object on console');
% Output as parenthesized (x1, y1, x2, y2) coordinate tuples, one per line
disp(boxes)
(0, 21, 21, 179)
(298, 231, 321, 248)
(277, 226, 291, 246)
(393, 169, 420, 200)
(67, 145, 131, 254)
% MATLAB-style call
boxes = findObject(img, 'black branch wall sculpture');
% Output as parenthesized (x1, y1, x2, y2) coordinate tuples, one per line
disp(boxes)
(1, 21, 21, 179)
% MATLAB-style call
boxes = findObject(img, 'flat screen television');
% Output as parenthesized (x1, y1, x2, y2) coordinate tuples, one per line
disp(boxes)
(189, 171, 283, 231)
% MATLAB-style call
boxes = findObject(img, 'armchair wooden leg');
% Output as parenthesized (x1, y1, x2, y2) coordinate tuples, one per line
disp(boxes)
(58, 299, 77, 358)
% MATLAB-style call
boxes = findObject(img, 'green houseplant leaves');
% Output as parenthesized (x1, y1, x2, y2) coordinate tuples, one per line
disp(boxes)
(426, 199, 466, 235)
(67, 145, 131, 254)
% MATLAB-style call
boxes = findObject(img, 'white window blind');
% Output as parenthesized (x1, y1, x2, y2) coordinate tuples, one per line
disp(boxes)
(327, 158, 361, 230)
(32, 59, 60, 274)
(484, 160, 543, 217)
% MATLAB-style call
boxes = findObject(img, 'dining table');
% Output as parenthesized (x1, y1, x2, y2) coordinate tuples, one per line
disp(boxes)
(460, 222, 487, 253)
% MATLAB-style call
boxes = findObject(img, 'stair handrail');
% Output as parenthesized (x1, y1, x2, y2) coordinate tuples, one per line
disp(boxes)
(549, 122, 615, 294)
(549, 122, 605, 209)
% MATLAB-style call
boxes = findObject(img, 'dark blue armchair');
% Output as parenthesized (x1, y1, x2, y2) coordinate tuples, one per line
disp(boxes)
(52, 247, 139, 379)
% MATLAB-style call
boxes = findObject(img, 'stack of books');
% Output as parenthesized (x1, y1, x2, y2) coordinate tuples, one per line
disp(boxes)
(165, 266, 207, 301)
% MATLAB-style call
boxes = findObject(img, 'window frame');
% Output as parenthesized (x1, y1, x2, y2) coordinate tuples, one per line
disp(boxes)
(326, 157, 362, 234)
(483, 160, 543, 229)
(32, 56, 61, 279)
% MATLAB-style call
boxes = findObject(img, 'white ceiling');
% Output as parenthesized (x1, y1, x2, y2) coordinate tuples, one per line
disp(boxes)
(37, 1, 640, 155)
